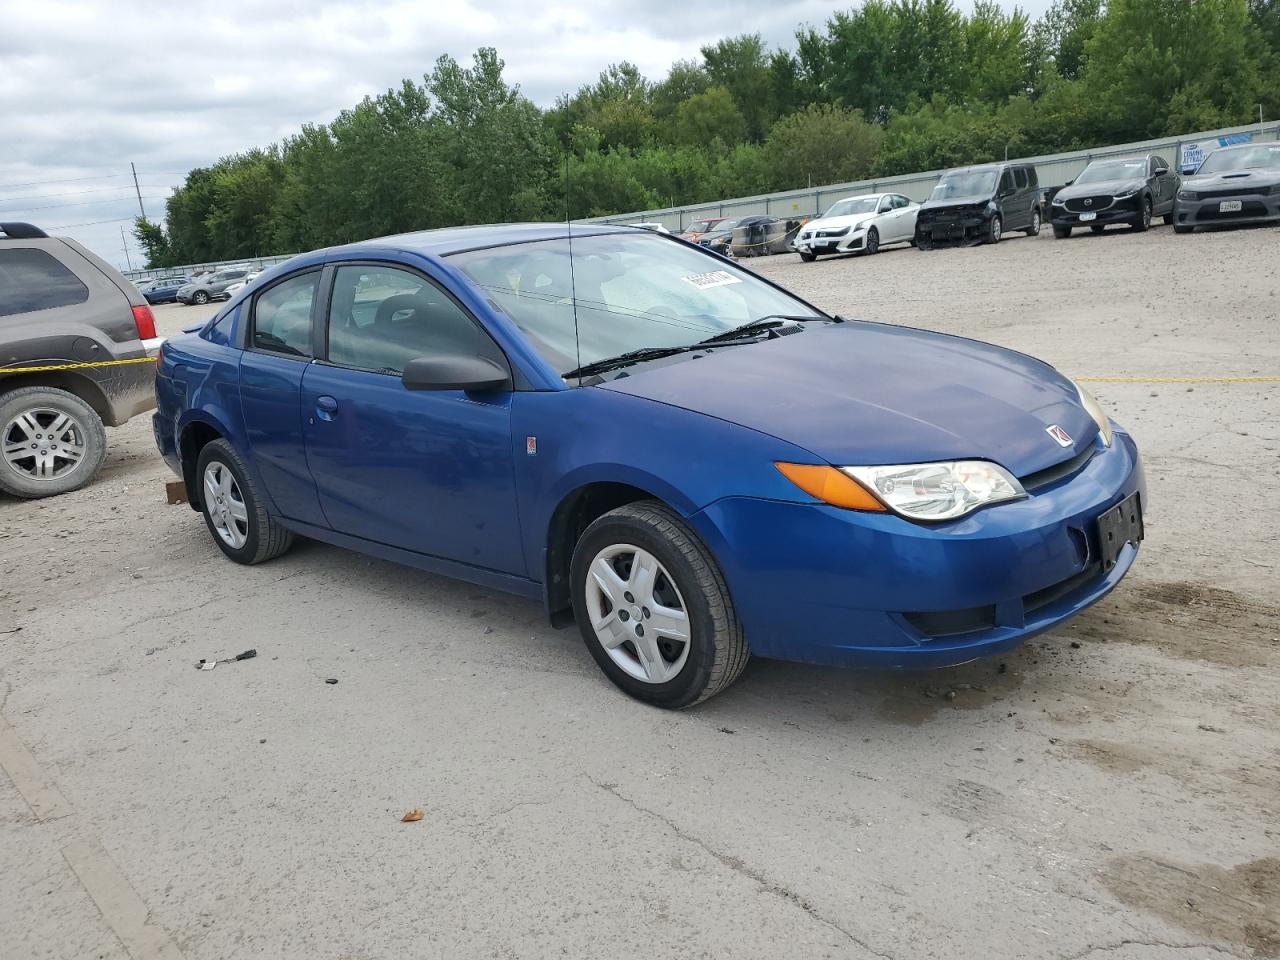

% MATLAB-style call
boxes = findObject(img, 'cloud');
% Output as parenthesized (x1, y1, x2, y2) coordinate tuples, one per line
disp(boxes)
(1, 0, 1047, 267)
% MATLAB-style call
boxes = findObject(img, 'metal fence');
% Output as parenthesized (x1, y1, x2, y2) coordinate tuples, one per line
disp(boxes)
(580, 119, 1280, 232)
(119, 119, 1279, 281)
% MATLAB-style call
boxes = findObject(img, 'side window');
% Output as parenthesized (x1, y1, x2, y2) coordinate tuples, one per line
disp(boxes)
(894, 195, 911, 208)
(252, 271, 318, 358)
(0, 248, 89, 317)
(1026, 166, 1039, 188)
(326, 264, 503, 375)
(1000, 170, 1015, 193)
(1153, 157, 1168, 175)
(877, 196, 892, 213)
(1014, 168, 1029, 189)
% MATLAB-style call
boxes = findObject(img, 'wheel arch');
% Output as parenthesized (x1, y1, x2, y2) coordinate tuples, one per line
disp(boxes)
(0, 371, 112, 425)
(177, 413, 230, 510)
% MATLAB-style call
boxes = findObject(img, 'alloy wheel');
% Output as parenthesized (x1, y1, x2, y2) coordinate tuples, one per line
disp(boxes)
(584, 543, 691, 684)
(203, 460, 249, 549)
(2, 407, 88, 482)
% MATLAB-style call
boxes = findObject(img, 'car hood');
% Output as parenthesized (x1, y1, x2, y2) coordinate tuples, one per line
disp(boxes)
(1183, 169, 1280, 191)
(1055, 178, 1146, 200)
(917, 198, 991, 216)
(600, 323, 1097, 478)
(804, 212, 878, 233)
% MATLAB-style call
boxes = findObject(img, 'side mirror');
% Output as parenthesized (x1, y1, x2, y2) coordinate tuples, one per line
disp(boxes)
(401, 355, 511, 393)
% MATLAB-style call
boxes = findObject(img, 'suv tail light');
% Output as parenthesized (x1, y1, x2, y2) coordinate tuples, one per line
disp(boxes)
(131, 304, 157, 341)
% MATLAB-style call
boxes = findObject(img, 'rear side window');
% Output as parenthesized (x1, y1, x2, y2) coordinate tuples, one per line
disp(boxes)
(0, 248, 89, 317)
(1014, 169, 1029, 189)
(252, 271, 318, 358)
(325, 264, 503, 375)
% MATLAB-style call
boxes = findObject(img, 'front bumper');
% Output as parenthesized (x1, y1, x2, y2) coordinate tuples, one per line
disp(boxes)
(794, 232, 865, 255)
(915, 216, 989, 246)
(689, 430, 1145, 670)
(1051, 196, 1142, 227)
(1174, 193, 1280, 229)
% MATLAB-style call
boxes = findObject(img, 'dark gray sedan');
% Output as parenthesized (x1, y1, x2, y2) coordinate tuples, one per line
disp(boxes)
(1174, 142, 1280, 233)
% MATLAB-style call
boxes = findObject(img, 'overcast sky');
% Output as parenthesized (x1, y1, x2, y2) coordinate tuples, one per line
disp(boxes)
(0, 0, 1051, 269)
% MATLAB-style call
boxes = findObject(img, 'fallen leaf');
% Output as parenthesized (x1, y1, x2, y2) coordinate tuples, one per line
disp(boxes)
(401, 808, 423, 823)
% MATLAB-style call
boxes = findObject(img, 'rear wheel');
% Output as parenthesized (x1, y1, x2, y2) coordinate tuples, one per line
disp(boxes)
(799, 250, 816, 262)
(0, 387, 106, 499)
(864, 226, 880, 254)
(988, 215, 1002, 244)
(1026, 208, 1041, 236)
(196, 439, 293, 564)
(1052, 225, 1072, 239)
(571, 502, 748, 708)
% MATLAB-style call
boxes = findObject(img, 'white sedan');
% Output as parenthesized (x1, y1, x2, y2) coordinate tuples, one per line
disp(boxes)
(793, 193, 920, 261)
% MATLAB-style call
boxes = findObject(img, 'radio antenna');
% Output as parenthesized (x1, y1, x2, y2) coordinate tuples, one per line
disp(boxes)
(565, 153, 582, 382)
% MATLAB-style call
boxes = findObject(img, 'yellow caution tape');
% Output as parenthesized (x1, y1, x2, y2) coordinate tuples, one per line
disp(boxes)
(1075, 375, 1280, 384)
(0, 357, 157, 376)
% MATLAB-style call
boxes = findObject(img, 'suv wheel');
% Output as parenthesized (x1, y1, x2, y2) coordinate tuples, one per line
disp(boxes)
(799, 250, 817, 262)
(571, 502, 748, 708)
(988, 215, 1002, 244)
(1133, 197, 1152, 232)
(0, 387, 107, 499)
(196, 439, 294, 564)
(1052, 224, 1072, 239)
(193, 290, 210, 305)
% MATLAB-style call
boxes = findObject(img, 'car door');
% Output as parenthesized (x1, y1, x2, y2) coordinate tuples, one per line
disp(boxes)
(1151, 157, 1176, 212)
(891, 194, 916, 241)
(1013, 168, 1033, 228)
(300, 261, 526, 576)
(237, 268, 329, 526)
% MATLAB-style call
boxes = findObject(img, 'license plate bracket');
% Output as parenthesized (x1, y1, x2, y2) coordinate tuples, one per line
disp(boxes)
(1096, 492, 1144, 574)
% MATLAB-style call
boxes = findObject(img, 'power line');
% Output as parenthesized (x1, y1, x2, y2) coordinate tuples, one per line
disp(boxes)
(0, 184, 159, 203)
(0, 170, 190, 191)
(1, 195, 171, 213)
(40, 216, 139, 230)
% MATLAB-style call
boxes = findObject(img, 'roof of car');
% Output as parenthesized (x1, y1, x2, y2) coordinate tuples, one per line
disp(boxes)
(328, 222, 635, 259)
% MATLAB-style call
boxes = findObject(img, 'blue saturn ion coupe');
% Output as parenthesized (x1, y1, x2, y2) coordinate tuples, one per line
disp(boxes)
(153, 223, 1144, 708)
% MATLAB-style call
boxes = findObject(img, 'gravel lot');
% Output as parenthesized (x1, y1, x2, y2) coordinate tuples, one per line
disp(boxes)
(3, 222, 1278, 960)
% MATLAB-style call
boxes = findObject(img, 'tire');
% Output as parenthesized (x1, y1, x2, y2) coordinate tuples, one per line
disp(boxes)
(1133, 197, 1152, 232)
(193, 290, 210, 305)
(1052, 225, 1072, 239)
(571, 501, 748, 709)
(988, 215, 1002, 244)
(864, 226, 880, 254)
(1026, 208, 1041, 236)
(1174, 224, 1194, 234)
(1163, 213, 1174, 225)
(196, 438, 293, 565)
(916, 234, 933, 251)
(0, 387, 107, 499)
(1091, 225, 1106, 234)
(799, 251, 816, 262)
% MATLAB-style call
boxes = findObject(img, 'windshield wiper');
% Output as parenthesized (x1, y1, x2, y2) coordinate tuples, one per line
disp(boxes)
(564, 345, 703, 380)
(696, 314, 823, 346)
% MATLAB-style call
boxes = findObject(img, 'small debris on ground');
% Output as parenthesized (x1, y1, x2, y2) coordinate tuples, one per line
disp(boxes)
(1070, 641, 1081, 649)
(194, 649, 257, 671)
(1197, 723, 1226, 733)
(401, 809, 424, 822)
(324, 678, 339, 685)
(718, 727, 736, 735)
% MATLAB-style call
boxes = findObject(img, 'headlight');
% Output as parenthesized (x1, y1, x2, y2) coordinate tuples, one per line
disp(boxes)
(1072, 381, 1113, 447)
(1051, 196, 1066, 206)
(1114, 188, 1138, 199)
(1178, 190, 1199, 201)
(776, 461, 1025, 521)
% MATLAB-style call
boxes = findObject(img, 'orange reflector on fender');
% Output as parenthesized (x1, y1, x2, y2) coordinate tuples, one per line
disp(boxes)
(774, 463, 886, 512)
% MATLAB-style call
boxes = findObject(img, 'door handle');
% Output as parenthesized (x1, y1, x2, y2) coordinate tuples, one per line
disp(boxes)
(315, 395, 339, 421)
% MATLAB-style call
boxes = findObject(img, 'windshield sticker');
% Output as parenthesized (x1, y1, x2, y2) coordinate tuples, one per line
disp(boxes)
(682, 270, 742, 290)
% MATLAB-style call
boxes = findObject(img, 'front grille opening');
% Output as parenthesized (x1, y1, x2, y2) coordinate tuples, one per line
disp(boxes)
(903, 605, 997, 638)
(1019, 446, 1095, 492)
(1024, 562, 1102, 614)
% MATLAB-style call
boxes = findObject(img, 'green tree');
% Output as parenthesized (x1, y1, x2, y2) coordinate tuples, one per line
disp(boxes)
(763, 104, 884, 189)
(701, 34, 773, 139)
(132, 217, 172, 268)
(669, 86, 747, 148)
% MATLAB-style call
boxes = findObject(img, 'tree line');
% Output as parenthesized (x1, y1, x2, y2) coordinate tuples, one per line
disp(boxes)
(135, 0, 1280, 268)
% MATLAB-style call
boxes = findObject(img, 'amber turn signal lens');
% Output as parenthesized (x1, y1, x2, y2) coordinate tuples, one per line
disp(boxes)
(774, 462, 886, 512)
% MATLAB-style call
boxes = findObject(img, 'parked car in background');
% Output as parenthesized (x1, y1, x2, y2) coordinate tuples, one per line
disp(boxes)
(679, 217, 728, 243)
(221, 270, 263, 299)
(730, 216, 800, 257)
(793, 193, 919, 261)
(1049, 155, 1179, 237)
(0, 222, 161, 498)
(915, 163, 1041, 247)
(140, 275, 192, 304)
(155, 223, 1143, 708)
(176, 267, 251, 305)
(633, 223, 670, 234)
(692, 218, 741, 255)
(1173, 142, 1280, 234)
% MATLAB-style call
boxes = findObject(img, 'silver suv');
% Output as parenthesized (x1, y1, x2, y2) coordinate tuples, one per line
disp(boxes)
(0, 222, 162, 498)
(176, 266, 251, 305)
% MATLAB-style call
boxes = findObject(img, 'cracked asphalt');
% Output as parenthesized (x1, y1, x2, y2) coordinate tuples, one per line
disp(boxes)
(2, 222, 1278, 959)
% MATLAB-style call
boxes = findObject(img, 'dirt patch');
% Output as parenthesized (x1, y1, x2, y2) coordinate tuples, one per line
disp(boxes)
(1066, 739, 1152, 775)
(1102, 855, 1280, 957)
(874, 663, 1025, 726)
(1075, 580, 1280, 668)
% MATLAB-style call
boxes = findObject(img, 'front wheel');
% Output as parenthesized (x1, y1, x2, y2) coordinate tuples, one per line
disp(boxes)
(799, 251, 816, 262)
(1091, 225, 1106, 234)
(0, 386, 106, 498)
(1052, 224, 1072, 239)
(1163, 213, 1175, 225)
(571, 502, 748, 708)
(1026, 208, 1041, 236)
(864, 226, 880, 254)
(1174, 224, 1194, 234)
(193, 290, 210, 305)
(987, 215, 1002, 244)
(1133, 198, 1152, 232)
(196, 439, 293, 564)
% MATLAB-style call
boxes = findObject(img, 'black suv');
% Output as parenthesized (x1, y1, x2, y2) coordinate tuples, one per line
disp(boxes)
(1049, 154, 1179, 237)
(0, 222, 161, 498)
(914, 162, 1041, 248)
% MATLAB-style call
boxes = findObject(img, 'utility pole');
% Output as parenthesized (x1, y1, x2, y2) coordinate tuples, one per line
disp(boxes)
(120, 225, 133, 271)
(130, 162, 146, 220)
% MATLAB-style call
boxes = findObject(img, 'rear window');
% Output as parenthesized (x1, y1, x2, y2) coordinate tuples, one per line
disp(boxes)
(0, 247, 90, 318)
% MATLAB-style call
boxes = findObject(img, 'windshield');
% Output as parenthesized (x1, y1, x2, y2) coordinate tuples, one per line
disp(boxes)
(1197, 144, 1280, 174)
(449, 232, 822, 377)
(822, 197, 881, 218)
(1076, 159, 1149, 183)
(930, 172, 997, 201)
(704, 219, 738, 236)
